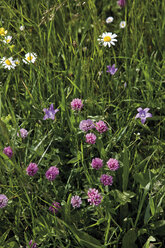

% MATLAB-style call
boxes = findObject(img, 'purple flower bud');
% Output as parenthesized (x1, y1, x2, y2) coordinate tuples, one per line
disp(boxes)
(95, 120, 108, 133)
(49, 201, 61, 214)
(117, 0, 126, 7)
(100, 174, 113, 186)
(0, 194, 8, 208)
(17, 128, 28, 139)
(79, 119, 95, 132)
(3, 146, 13, 159)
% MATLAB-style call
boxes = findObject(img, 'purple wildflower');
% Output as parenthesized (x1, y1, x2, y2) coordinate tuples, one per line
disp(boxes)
(17, 128, 28, 139)
(49, 201, 61, 214)
(85, 133, 97, 144)
(45, 166, 59, 181)
(107, 158, 120, 171)
(106, 64, 118, 75)
(71, 195, 82, 208)
(0, 194, 8, 208)
(79, 119, 95, 132)
(117, 0, 126, 7)
(87, 188, 102, 206)
(26, 163, 39, 176)
(28, 240, 37, 248)
(95, 120, 108, 133)
(3, 146, 13, 159)
(43, 104, 59, 120)
(100, 174, 113, 186)
(135, 108, 152, 124)
(71, 98, 83, 111)
(91, 158, 103, 170)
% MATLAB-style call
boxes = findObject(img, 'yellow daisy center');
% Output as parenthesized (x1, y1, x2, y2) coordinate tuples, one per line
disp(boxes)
(7, 39, 10, 43)
(5, 59, 11, 65)
(27, 56, 33, 61)
(104, 36, 111, 42)
(15, 61, 19, 65)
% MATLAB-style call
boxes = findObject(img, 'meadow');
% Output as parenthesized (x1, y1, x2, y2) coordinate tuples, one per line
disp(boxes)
(0, 0, 165, 247)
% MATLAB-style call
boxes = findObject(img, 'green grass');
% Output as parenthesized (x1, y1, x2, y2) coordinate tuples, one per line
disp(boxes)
(0, 0, 165, 247)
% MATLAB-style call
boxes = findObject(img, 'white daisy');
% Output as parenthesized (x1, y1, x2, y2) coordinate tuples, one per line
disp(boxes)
(3, 35, 12, 44)
(120, 21, 126, 28)
(98, 32, 117, 47)
(14, 59, 20, 65)
(0, 57, 16, 70)
(20, 25, 25, 31)
(23, 52, 37, 64)
(106, 17, 114, 24)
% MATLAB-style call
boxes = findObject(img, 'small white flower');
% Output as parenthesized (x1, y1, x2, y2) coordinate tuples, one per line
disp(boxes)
(0, 57, 16, 70)
(106, 17, 114, 24)
(20, 25, 25, 31)
(98, 32, 117, 48)
(14, 59, 20, 65)
(120, 21, 126, 28)
(3, 35, 12, 44)
(23, 52, 37, 64)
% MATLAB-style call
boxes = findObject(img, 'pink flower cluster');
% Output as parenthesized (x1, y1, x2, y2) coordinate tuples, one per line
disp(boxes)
(87, 188, 102, 206)
(45, 166, 59, 181)
(95, 120, 108, 133)
(71, 195, 82, 208)
(91, 158, 103, 170)
(26, 163, 39, 176)
(17, 128, 28, 139)
(107, 158, 119, 171)
(71, 98, 83, 111)
(85, 133, 97, 144)
(100, 174, 113, 186)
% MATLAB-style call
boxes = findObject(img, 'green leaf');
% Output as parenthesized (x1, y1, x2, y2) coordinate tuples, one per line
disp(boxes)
(143, 236, 156, 248)
(122, 228, 138, 248)
(110, 190, 136, 205)
(133, 172, 150, 188)
(0, 229, 10, 244)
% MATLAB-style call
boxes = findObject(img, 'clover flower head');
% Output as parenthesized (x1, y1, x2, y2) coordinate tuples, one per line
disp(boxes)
(17, 128, 28, 139)
(117, 0, 126, 7)
(87, 188, 102, 206)
(91, 158, 103, 170)
(43, 104, 59, 120)
(49, 201, 61, 214)
(106, 64, 118, 75)
(71, 98, 83, 111)
(79, 119, 95, 132)
(135, 107, 152, 124)
(95, 120, 108, 133)
(23, 52, 37, 64)
(85, 133, 97, 144)
(71, 195, 82, 208)
(107, 158, 119, 171)
(3, 146, 13, 159)
(106, 17, 114, 24)
(98, 32, 117, 48)
(0, 194, 8, 208)
(45, 166, 59, 181)
(100, 174, 113, 186)
(26, 163, 38, 176)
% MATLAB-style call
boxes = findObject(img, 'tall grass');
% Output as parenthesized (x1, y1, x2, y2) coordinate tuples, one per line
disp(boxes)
(0, 0, 165, 247)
